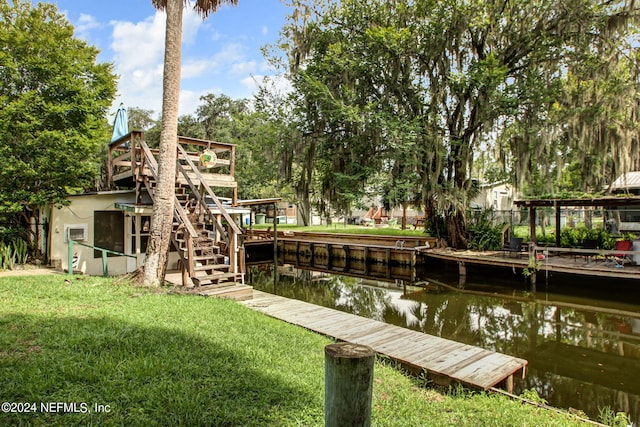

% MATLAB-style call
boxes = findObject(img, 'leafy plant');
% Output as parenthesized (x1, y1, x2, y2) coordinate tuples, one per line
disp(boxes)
(12, 238, 28, 265)
(0, 242, 14, 270)
(559, 226, 616, 249)
(520, 388, 548, 405)
(598, 406, 630, 427)
(467, 209, 504, 250)
(522, 258, 543, 277)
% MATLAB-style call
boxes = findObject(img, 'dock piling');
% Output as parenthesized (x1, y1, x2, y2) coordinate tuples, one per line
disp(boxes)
(325, 342, 374, 427)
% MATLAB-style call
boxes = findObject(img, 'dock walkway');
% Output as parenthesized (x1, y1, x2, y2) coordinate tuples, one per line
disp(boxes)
(241, 290, 527, 391)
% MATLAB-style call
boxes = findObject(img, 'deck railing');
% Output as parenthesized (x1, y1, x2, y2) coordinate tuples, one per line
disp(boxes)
(107, 131, 242, 281)
(67, 240, 137, 277)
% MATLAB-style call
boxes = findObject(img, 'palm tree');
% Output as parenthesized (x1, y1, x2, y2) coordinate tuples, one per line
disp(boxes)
(143, 0, 238, 286)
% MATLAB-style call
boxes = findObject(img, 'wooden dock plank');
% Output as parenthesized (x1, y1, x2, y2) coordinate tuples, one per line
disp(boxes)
(301, 311, 351, 329)
(394, 337, 458, 360)
(450, 353, 527, 389)
(318, 317, 380, 338)
(242, 291, 527, 390)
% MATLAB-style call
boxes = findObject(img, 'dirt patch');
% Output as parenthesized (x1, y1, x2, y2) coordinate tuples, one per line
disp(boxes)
(0, 266, 61, 277)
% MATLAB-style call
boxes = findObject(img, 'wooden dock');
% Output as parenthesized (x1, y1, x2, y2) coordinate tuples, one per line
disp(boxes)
(422, 248, 640, 281)
(241, 290, 527, 392)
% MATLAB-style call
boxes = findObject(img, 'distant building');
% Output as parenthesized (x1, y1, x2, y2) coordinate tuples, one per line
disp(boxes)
(471, 181, 514, 211)
(610, 171, 640, 195)
(609, 172, 640, 232)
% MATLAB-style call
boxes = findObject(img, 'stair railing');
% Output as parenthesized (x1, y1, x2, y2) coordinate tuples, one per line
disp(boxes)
(176, 144, 242, 238)
(175, 162, 230, 247)
(139, 140, 199, 277)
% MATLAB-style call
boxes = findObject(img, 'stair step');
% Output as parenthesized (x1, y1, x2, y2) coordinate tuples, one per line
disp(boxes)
(193, 284, 253, 301)
(192, 254, 224, 261)
(194, 282, 236, 291)
(175, 237, 216, 243)
(181, 247, 221, 256)
(194, 264, 230, 272)
(192, 272, 240, 286)
(175, 238, 218, 247)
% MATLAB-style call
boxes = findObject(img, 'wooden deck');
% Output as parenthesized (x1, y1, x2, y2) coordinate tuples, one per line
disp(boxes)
(241, 290, 527, 391)
(424, 248, 640, 281)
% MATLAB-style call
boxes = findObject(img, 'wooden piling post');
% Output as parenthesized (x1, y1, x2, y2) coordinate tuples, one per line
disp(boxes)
(343, 245, 350, 272)
(458, 261, 466, 287)
(363, 247, 369, 275)
(325, 343, 375, 427)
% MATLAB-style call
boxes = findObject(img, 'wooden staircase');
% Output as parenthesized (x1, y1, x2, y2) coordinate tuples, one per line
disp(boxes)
(137, 140, 245, 288)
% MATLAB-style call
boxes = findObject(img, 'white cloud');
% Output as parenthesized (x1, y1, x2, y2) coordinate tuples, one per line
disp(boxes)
(75, 13, 101, 40)
(106, 7, 282, 117)
(262, 25, 269, 36)
(242, 74, 292, 97)
(182, 8, 204, 45)
(180, 88, 219, 116)
(212, 43, 246, 64)
(109, 9, 210, 115)
(230, 61, 257, 76)
(182, 59, 219, 79)
(110, 12, 166, 73)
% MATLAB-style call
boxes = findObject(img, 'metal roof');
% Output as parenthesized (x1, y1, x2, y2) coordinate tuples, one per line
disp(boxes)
(514, 196, 640, 207)
(610, 171, 640, 190)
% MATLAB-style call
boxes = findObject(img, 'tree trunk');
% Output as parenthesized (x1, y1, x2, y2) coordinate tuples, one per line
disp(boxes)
(143, 0, 183, 286)
(446, 210, 468, 249)
(297, 192, 311, 226)
(401, 202, 407, 230)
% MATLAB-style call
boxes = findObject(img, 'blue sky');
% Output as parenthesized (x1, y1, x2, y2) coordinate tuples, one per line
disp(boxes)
(46, 0, 291, 119)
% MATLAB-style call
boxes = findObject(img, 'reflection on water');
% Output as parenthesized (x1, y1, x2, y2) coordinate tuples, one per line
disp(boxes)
(248, 264, 640, 424)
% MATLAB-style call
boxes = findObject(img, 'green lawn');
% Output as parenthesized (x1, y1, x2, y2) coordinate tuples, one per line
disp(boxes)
(0, 275, 598, 426)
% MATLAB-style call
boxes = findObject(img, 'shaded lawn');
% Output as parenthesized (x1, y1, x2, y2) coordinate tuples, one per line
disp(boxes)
(0, 275, 590, 426)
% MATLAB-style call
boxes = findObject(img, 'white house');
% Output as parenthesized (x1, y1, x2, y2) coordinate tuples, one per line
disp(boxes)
(472, 181, 514, 211)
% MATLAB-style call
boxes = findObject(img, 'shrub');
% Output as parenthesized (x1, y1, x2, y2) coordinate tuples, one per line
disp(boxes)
(467, 209, 504, 250)
(0, 242, 14, 270)
(0, 238, 30, 270)
(12, 238, 28, 265)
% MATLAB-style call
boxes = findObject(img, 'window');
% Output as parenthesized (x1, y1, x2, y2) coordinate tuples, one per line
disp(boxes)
(131, 215, 151, 253)
(94, 211, 124, 258)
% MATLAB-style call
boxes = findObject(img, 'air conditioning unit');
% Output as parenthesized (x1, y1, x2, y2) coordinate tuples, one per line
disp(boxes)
(64, 224, 88, 242)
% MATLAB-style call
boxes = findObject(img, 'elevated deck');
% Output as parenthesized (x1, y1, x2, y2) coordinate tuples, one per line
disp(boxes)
(241, 290, 527, 391)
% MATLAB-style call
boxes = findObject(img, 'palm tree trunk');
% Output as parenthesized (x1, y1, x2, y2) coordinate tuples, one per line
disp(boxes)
(143, 0, 183, 286)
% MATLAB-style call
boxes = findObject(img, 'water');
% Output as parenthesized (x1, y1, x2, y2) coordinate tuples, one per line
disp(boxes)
(247, 262, 640, 424)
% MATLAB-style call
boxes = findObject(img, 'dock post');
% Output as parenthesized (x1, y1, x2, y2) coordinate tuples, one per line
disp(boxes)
(363, 247, 369, 275)
(530, 271, 537, 292)
(458, 261, 466, 287)
(505, 374, 514, 393)
(343, 245, 350, 272)
(325, 343, 374, 427)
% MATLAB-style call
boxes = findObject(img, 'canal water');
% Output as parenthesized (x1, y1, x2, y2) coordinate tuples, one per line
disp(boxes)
(247, 261, 640, 424)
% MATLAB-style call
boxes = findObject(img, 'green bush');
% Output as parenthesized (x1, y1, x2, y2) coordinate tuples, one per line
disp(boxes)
(559, 226, 616, 249)
(0, 238, 31, 270)
(12, 238, 28, 265)
(467, 209, 503, 250)
(0, 242, 14, 270)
